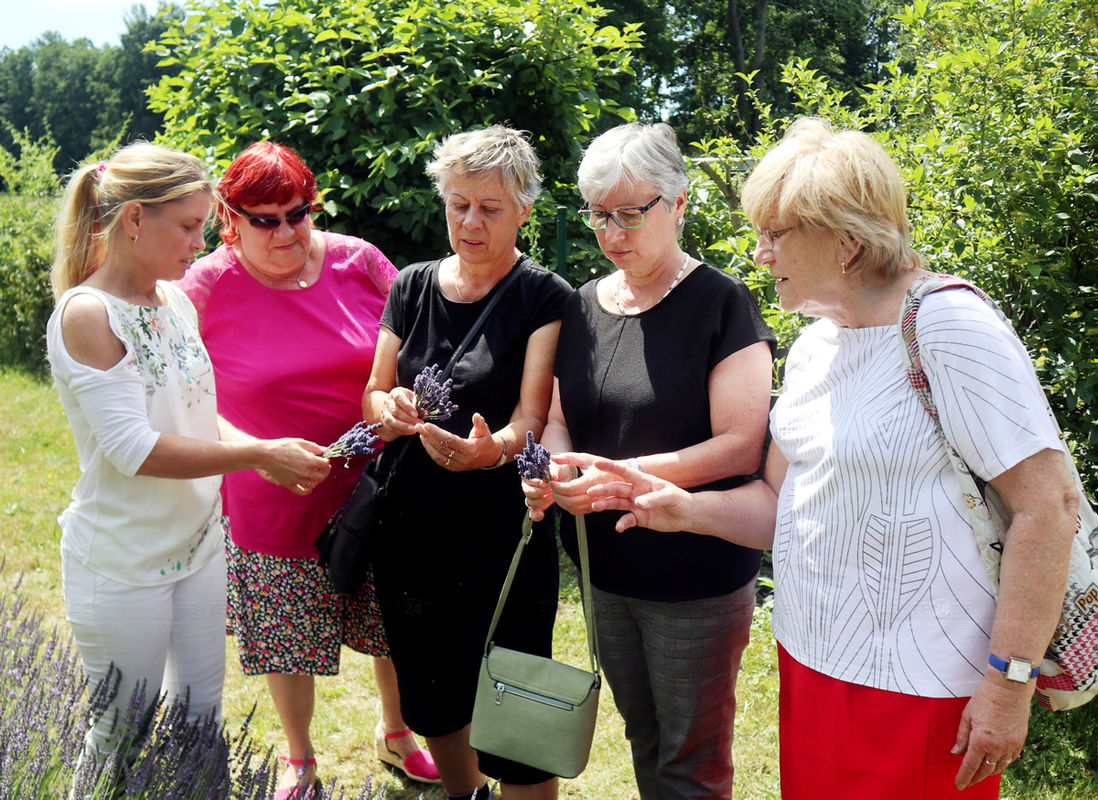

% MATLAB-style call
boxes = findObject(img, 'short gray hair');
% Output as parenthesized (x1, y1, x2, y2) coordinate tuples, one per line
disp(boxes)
(425, 125, 542, 209)
(577, 123, 688, 207)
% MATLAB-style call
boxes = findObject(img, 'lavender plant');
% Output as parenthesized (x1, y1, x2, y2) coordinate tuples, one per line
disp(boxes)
(323, 421, 382, 467)
(514, 431, 551, 482)
(413, 363, 458, 422)
(0, 571, 389, 800)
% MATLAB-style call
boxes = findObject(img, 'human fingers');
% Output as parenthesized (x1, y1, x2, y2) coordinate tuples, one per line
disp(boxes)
(263, 439, 329, 486)
(469, 412, 492, 439)
(587, 479, 636, 500)
(552, 452, 596, 472)
(380, 389, 419, 438)
(417, 426, 472, 470)
(522, 481, 555, 522)
(522, 477, 553, 503)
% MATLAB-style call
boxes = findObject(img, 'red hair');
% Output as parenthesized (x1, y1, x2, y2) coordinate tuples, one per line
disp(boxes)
(216, 142, 317, 244)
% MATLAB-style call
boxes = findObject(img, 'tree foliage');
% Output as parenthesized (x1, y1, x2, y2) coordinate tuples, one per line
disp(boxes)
(597, 0, 904, 140)
(689, 0, 1098, 498)
(0, 3, 183, 174)
(148, 0, 641, 267)
(0, 128, 61, 370)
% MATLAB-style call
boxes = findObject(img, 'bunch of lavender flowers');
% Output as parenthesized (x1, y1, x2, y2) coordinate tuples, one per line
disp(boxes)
(413, 363, 458, 422)
(323, 421, 382, 468)
(514, 430, 551, 482)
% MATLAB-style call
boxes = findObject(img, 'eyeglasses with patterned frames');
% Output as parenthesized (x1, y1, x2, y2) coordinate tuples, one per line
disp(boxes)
(756, 225, 795, 247)
(578, 196, 662, 230)
(235, 203, 317, 230)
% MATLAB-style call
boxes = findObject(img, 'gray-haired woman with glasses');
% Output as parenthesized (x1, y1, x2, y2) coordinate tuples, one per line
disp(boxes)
(522, 122, 775, 799)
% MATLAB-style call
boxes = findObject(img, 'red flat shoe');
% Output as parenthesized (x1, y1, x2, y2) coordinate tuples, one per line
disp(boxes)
(274, 754, 321, 800)
(374, 722, 441, 783)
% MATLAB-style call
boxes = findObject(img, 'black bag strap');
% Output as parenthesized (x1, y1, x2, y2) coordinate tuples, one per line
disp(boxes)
(381, 255, 531, 480)
(442, 254, 528, 378)
(483, 475, 600, 677)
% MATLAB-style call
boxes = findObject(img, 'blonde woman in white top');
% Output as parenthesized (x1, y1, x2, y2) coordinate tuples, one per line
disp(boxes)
(46, 143, 331, 782)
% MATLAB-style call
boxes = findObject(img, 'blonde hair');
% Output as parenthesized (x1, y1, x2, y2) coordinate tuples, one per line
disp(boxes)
(577, 122, 687, 208)
(740, 117, 923, 278)
(426, 125, 542, 209)
(51, 142, 212, 299)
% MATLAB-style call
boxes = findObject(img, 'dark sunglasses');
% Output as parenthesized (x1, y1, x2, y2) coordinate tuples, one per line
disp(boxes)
(235, 203, 316, 230)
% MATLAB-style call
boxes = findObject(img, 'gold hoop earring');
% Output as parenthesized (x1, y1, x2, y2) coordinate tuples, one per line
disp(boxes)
(840, 261, 847, 275)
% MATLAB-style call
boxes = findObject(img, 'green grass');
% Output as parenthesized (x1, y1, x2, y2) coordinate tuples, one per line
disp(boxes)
(2, 367, 1095, 799)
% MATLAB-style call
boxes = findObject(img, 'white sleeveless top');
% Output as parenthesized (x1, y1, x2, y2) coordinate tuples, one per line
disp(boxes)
(47, 282, 223, 586)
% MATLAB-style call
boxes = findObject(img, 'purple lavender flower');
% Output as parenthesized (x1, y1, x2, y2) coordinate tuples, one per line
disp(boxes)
(514, 431, 551, 482)
(413, 363, 458, 422)
(323, 421, 382, 467)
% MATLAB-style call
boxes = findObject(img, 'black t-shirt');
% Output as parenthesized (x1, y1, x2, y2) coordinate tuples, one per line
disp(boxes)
(379, 256, 572, 508)
(556, 263, 775, 601)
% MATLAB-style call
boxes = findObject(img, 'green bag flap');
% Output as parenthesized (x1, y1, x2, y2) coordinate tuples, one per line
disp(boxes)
(484, 645, 599, 706)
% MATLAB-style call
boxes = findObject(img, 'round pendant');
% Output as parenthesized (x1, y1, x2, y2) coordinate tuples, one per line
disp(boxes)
(297, 279, 308, 288)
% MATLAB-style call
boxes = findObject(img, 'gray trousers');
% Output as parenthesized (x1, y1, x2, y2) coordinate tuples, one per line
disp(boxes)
(592, 579, 756, 800)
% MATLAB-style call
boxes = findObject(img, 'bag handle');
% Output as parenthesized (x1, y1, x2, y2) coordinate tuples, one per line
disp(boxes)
(483, 474, 600, 677)
(897, 272, 1094, 587)
(381, 255, 531, 481)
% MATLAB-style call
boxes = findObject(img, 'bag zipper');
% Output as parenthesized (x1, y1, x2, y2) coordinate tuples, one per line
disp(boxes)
(493, 681, 574, 710)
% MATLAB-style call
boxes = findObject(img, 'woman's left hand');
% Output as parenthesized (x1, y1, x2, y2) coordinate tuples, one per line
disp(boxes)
(417, 412, 498, 471)
(951, 675, 1031, 789)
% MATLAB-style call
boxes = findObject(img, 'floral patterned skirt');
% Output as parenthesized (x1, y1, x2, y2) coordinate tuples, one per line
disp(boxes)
(226, 536, 388, 675)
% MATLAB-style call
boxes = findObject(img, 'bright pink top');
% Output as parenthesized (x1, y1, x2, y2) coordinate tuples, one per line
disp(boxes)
(178, 231, 396, 558)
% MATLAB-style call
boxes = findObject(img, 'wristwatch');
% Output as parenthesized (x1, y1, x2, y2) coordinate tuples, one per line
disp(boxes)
(988, 653, 1040, 683)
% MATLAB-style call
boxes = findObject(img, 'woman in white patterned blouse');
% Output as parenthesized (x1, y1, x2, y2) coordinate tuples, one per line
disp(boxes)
(47, 142, 330, 789)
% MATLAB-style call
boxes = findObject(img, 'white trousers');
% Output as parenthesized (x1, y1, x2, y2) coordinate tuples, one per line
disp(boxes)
(62, 546, 227, 761)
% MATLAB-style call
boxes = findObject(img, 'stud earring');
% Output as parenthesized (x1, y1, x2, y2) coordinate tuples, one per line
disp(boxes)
(131, 233, 139, 244)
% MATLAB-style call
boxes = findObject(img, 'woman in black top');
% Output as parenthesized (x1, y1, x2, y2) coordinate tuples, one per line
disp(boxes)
(523, 123, 775, 799)
(363, 126, 571, 800)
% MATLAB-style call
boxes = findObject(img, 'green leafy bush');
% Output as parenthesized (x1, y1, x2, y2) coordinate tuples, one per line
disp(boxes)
(149, 0, 640, 267)
(0, 128, 60, 372)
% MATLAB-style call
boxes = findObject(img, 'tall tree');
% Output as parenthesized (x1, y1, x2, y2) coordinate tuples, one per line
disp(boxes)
(24, 33, 116, 171)
(597, 0, 903, 142)
(113, 2, 186, 142)
(0, 3, 183, 174)
(149, 0, 641, 266)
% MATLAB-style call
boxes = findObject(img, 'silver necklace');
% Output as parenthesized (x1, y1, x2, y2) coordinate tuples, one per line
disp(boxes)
(249, 257, 308, 288)
(615, 253, 690, 315)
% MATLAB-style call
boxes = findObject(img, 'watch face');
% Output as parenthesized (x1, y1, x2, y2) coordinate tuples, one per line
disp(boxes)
(1006, 657, 1034, 683)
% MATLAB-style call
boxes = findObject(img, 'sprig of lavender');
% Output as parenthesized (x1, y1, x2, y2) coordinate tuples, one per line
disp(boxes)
(323, 421, 382, 467)
(514, 430, 551, 482)
(413, 363, 458, 422)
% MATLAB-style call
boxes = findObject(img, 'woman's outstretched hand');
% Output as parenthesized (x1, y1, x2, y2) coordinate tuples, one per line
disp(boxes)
(258, 438, 332, 496)
(573, 456, 695, 532)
